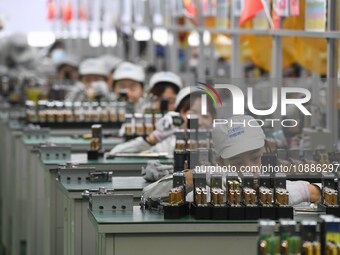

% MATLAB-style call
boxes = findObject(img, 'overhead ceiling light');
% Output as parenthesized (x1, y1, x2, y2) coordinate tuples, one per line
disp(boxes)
(203, 31, 211, 45)
(102, 30, 117, 47)
(134, 27, 151, 41)
(89, 30, 101, 47)
(152, 28, 168, 46)
(27, 32, 56, 47)
(188, 31, 199, 47)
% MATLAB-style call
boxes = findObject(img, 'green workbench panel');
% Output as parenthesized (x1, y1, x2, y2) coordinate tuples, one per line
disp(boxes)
(22, 136, 124, 145)
(59, 177, 149, 192)
(89, 206, 256, 224)
(0, 113, 8, 119)
(8, 121, 23, 130)
(112, 177, 150, 190)
(42, 153, 173, 165)
(89, 207, 322, 226)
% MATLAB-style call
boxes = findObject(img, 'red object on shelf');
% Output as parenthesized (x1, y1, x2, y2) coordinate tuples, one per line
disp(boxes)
(184, 0, 197, 18)
(78, 4, 88, 21)
(239, 0, 264, 26)
(62, 1, 73, 22)
(273, 9, 280, 29)
(47, 0, 56, 20)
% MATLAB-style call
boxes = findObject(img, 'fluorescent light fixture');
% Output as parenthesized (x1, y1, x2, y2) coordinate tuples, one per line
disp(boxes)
(27, 32, 56, 47)
(167, 32, 174, 45)
(152, 28, 168, 46)
(203, 31, 211, 45)
(102, 30, 117, 47)
(188, 31, 199, 47)
(89, 30, 101, 47)
(133, 27, 151, 41)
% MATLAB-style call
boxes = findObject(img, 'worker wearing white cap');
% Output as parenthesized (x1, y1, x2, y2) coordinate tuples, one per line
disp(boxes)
(78, 58, 108, 87)
(112, 62, 145, 104)
(143, 114, 322, 205)
(174, 86, 216, 129)
(210, 115, 321, 205)
(54, 55, 79, 81)
(146, 71, 183, 112)
(66, 58, 113, 102)
(0, 33, 39, 74)
(109, 86, 216, 157)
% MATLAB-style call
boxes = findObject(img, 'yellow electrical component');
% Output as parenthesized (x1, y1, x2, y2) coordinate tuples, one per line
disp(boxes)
(169, 187, 184, 205)
(201, 188, 207, 204)
(326, 242, 337, 255)
(195, 187, 202, 205)
(259, 240, 267, 255)
(276, 188, 289, 206)
(211, 189, 219, 205)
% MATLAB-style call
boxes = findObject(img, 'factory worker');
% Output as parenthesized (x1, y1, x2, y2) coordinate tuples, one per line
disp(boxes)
(109, 86, 216, 156)
(208, 115, 321, 205)
(112, 62, 145, 105)
(29, 40, 67, 78)
(0, 33, 39, 75)
(117, 71, 183, 137)
(144, 71, 183, 112)
(65, 58, 113, 102)
(144, 115, 322, 205)
(54, 55, 78, 81)
(49, 40, 65, 59)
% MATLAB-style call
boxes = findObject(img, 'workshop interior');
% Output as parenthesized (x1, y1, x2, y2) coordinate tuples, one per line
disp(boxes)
(1, 0, 340, 254)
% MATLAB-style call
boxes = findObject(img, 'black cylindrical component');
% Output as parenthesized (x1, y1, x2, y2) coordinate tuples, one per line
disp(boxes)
(300, 221, 317, 242)
(118, 89, 128, 101)
(242, 173, 255, 189)
(187, 114, 199, 130)
(258, 174, 271, 188)
(188, 149, 199, 169)
(198, 148, 209, 164)
(160, 99, 168, 115)
(174, 150, 187, 172)
(279, 219, 296, 239)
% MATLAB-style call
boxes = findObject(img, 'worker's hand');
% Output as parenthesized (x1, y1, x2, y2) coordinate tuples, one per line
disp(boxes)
(109, 137, 150, 155)
(183, 169, 193, 187)
(286, 180, 310, 205)
(308, 183, 321, 203)
(141, 160, 173, 182)
(152, 112, 179, 142)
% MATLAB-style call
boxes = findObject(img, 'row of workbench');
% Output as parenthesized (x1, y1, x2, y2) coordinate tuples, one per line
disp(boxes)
(0, 111, 325, 255)
(0, 112, 160, 255)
